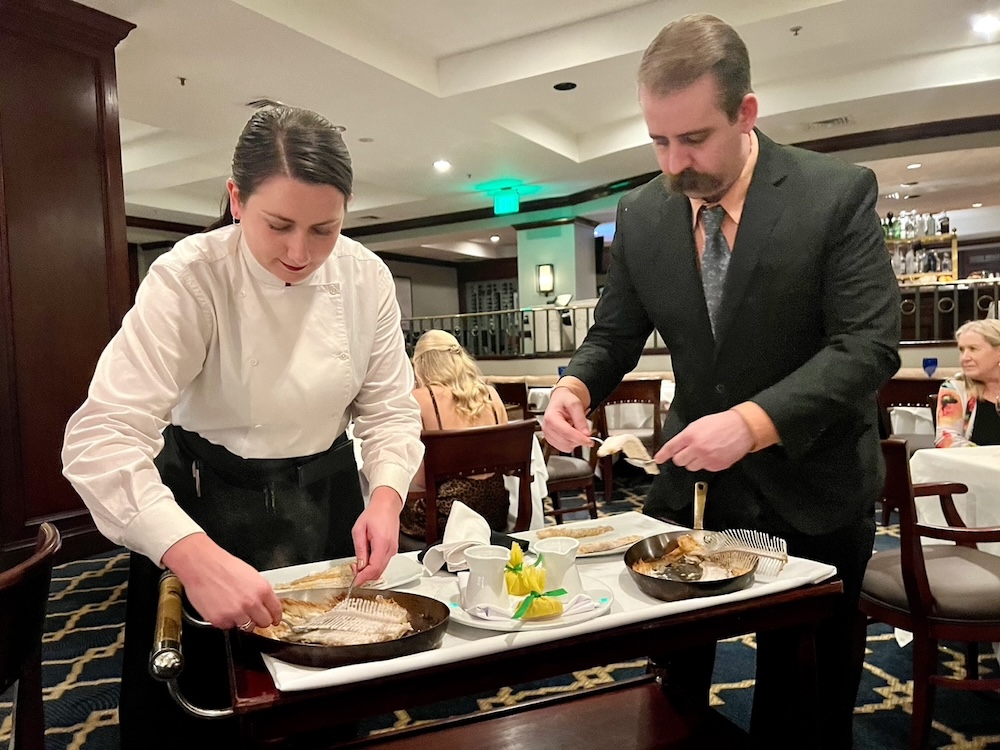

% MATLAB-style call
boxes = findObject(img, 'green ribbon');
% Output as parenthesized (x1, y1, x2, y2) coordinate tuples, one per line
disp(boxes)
(504, 553, 544, 576)
(512, 588, 568, 620)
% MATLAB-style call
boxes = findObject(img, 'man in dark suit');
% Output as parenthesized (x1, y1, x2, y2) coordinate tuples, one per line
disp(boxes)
(543, 14, 900, 749)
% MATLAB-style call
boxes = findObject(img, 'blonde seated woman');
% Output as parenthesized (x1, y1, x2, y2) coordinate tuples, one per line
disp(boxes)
(401, 330, 512, 536)
(935, 318, 1000, 448)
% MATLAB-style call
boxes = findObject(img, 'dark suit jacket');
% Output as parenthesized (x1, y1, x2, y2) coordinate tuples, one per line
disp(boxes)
(565, 130, 901, 537)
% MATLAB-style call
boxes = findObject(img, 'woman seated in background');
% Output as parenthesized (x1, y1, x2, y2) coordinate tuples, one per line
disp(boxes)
(936, 319, 1000, 447)
(401, 329, 512, 535)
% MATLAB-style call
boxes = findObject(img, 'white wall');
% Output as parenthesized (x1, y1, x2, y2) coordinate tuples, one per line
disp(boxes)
(949, 206, 1000, 239)
(382, 259, 459, 318)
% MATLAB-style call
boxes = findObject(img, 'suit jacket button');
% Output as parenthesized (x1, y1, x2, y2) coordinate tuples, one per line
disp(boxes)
(715, 384, 725, 394)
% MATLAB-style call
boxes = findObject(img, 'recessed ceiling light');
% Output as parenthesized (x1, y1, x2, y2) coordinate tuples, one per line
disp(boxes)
(972, 14, 1000, 35)
(901, 181, 918, 187)
(972, 203, 983, 208)
(433, 159, 452, 173)
(902, 194, 921, 200)
(490, 235, 501, 243)
(884, 192, 900, 200)
(553, 82, 577, 91)
(906, 163, 922, 170)
(359, 137, 374, 143)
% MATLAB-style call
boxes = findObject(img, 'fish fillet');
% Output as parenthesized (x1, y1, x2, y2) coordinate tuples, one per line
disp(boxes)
(274, 562, 385, 592)
(579, 534, 643, 555)
(595, 434, 651, 461)
(536, 524, 614, 540)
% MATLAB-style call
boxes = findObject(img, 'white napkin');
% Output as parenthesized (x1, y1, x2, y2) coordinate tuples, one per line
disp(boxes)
(456, 571, 596, 621)
(421, 501, 492, 574)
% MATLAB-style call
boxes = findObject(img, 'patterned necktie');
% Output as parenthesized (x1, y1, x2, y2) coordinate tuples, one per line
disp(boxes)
(700, 205, 731, 335)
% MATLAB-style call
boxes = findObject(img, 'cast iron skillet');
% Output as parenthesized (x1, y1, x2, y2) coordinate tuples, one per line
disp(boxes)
(235, 587, 450, 668)
(624, 531, 758, 603)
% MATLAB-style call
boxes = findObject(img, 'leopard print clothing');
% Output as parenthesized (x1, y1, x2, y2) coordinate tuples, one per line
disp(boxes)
(400, 473, 509, 537)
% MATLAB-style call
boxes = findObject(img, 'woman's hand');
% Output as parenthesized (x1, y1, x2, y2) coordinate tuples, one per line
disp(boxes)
(351, 486, 401, 586)
(161, 533, 282, 630)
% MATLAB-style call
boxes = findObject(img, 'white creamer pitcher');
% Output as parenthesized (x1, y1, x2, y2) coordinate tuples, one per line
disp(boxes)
(533, 537, 583, 597)
(462, 545, 510, 610)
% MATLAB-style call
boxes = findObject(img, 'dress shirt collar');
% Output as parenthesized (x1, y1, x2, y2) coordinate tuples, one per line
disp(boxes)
(689, 129, 759, 229)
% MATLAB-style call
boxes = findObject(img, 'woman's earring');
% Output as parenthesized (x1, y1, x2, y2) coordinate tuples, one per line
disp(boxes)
(233, 217, 240, 225)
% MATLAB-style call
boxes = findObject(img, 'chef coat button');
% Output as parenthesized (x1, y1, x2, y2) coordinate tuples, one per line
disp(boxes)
(715, 384, 725, 394)
(240, 290, 247, 298)
(250, 358, 259, 366)
(331, 283, 340, 294)
(339, 352, 349, 360)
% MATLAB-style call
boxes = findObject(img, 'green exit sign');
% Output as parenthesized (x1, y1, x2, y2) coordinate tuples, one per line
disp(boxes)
(493, 191, 520, 215)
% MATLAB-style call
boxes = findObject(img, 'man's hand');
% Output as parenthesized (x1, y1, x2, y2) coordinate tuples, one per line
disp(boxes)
(542, 385, 593, 452)
(351, 486, 401, 586)
(162, 533, 283, 629)
(655, 410, 754, 472)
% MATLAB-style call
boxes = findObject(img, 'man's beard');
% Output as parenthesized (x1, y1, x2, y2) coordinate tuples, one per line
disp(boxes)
(668, 169, 724, 201)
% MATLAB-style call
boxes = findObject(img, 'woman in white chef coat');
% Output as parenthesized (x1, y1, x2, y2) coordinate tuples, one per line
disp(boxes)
(61, 106, 423, 747)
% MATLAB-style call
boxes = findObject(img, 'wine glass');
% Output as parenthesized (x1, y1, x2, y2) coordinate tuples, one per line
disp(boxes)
(922, 357, 938, 378)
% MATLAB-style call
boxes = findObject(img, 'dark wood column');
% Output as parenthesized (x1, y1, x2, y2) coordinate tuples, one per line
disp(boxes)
(0, 0, 134, 565)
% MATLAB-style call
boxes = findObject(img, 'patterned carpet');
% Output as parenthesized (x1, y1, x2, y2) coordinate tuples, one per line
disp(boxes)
(2, 464, 999, 749)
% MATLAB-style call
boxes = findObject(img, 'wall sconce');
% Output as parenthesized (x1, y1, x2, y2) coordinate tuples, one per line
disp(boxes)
(536, 264, 555, 294)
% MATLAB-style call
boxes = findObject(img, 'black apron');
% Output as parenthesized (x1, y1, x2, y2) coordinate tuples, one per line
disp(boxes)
(119, 426, 365, 748)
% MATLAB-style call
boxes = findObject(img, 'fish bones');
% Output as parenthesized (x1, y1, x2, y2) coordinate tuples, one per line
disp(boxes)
(288, 596, 413, 647)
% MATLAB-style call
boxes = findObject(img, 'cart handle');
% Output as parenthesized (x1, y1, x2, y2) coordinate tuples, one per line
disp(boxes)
(149, 571, 234, 719)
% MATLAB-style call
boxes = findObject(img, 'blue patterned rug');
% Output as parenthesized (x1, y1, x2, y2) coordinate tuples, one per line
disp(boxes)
(2, 465, 998, 749)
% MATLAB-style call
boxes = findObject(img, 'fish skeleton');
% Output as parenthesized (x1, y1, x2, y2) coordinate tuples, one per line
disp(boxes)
(288, 595, 413, 646)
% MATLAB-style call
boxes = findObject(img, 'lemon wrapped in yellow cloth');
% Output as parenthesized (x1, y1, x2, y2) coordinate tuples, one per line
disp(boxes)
(513, 588, 569, 620)
(505, 543, 546, 596)
(519, 594, 564, 620)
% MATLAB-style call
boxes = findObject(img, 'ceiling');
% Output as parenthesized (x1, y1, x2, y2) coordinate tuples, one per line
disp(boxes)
(78, 0, 1000, 262)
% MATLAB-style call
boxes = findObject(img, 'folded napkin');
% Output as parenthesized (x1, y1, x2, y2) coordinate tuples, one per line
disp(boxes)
(421, 501, 492, 574)
(456, 571, 596, 621)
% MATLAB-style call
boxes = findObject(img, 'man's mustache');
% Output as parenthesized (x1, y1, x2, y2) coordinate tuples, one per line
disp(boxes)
(668, 169, 722, 196)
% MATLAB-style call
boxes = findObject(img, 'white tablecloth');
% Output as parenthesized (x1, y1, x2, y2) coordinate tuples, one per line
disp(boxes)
(908, 446, 1000, 556)
(528, 382, 676, 430)
(890, 406, 934, 435)
(261, 512, 836, 692)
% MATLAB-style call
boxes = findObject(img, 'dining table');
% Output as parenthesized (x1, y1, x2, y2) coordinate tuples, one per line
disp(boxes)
(222, 513, 842, 748)
(526, 380, 675, 430)
(908, 445, 1000, 556)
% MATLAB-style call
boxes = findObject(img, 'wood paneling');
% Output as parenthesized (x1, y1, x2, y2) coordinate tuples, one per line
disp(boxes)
(0, 0, 133, 566)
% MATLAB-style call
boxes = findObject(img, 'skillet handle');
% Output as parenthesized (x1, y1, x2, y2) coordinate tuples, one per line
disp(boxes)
(149, 571, 234, 719)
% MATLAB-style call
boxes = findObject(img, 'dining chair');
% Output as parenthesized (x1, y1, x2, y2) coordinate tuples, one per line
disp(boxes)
(593, 378, 663, 504)
(402, 419, 538, 546)
(860, 438, 1000, 750)
(0, 522, 62, 750)
(491, 382, 530, 421)
(875, 385, 937, 525)
(540, 436, 599, 524)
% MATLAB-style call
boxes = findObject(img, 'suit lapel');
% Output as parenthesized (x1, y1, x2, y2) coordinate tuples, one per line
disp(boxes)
(654, 185, 715, 337)
(713, 131, 790, 347)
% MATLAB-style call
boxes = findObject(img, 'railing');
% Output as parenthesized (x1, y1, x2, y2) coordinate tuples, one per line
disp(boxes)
(402, 305, 666, 358)
(899, 277, 1000, 343)
(401, 278, 1000, 358)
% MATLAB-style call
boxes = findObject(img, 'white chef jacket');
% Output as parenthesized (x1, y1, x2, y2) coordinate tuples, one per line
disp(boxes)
(62, 225, 424, 566)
